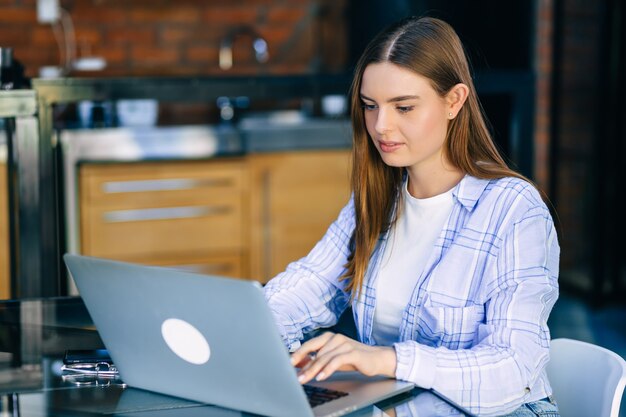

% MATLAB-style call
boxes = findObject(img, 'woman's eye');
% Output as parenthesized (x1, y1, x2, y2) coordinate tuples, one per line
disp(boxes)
(361, 103, 377, 111)
(396, 105, 414, 114)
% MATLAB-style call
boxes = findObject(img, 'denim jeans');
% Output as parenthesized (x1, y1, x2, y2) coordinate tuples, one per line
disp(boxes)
(500, 397, 560, 417)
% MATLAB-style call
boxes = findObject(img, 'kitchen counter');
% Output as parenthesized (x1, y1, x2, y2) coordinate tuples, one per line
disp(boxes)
(60, 118, 351, 268)
(59, 118, 351, 163)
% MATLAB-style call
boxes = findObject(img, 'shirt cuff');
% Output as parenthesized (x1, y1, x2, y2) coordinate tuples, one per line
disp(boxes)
(393, 341, 437, 389)
(270, 319, 301, 352)
(287, 339, 302, 352)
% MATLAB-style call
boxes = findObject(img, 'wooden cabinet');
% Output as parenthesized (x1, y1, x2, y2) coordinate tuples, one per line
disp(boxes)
(249, 150, 351, 282)
(77, 150, 351, 284)
(79, 159, 249, 278)
(0, 161, 9, 298)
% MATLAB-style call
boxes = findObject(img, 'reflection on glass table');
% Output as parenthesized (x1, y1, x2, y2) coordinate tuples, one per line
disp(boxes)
(377, 388, 474, 417)
(10, 387, 475, 417)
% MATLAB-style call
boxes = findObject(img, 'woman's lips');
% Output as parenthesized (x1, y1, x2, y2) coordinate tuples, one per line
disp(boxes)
(378, 140, 403, 152)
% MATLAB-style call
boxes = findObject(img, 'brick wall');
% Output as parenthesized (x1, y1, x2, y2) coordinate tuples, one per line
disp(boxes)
(534, 0, 554, 193)
(552, 0, 603, 279)
(0, 0, 348, 78)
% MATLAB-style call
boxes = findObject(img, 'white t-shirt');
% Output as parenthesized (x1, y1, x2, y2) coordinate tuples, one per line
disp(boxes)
(372, 181, 455, 345)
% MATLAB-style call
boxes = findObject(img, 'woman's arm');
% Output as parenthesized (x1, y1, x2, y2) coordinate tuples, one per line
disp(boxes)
(264, 197, 356, 351)
(394, 205, 560, 416)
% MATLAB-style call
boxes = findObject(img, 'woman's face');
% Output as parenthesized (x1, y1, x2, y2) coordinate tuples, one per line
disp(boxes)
(360, 62, 452, 175)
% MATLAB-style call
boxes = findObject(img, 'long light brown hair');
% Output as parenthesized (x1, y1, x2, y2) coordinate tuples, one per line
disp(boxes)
(342, 16, 530, 298)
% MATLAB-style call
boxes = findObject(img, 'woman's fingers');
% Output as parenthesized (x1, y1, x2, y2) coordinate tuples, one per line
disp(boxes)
(309, 347, 358, 382)
(314, 333, 350, 358)
(315, 348, 360, 381)
(290, 332, 335, 367)
(296, 334, 361, 384)
(291, 333, 397, 385)
(297, 342, 354, 384)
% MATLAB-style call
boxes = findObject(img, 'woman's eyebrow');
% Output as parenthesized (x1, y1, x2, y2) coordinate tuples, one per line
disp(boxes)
(388, 95, 420, 102)
(359, 93, 420, 102)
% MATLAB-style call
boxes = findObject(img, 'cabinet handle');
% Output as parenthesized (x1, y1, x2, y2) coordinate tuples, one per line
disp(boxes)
(103, 205, 231, 223)
(165, 263, 234, 275)
(102, 178, 234, 194)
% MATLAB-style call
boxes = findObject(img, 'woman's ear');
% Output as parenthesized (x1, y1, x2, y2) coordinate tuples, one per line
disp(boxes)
(446, 83, 469, 119)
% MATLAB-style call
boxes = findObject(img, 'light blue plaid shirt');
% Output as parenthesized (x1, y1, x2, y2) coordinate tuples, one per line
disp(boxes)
(264, 175, 560, 416)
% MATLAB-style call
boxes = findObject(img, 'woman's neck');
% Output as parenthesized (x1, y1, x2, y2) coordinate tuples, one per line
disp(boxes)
(406, 164, 464, 199)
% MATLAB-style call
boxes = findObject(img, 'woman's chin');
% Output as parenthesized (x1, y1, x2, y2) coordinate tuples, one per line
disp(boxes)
(378, 153, 408, 168)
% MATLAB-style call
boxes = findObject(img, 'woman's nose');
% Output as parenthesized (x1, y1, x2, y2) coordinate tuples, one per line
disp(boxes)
(374, 107, 393, 135)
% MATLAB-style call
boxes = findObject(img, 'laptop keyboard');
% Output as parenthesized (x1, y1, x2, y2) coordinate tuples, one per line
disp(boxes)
(304, 385, 349, 408)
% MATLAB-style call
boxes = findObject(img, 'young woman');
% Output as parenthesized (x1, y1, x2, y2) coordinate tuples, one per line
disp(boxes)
(264, 16, 560, 417)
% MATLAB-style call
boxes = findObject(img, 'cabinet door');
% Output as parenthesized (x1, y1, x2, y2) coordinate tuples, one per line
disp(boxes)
(249, 150, 351, 282)
(79, 159, 248, 278)
(0, 161, 9, 298)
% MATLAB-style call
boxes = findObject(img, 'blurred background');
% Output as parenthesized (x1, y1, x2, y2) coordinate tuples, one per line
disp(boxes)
(0, 0, 625, 412)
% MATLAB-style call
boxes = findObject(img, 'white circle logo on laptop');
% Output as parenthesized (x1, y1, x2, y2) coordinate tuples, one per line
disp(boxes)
(161, 318, 211, 365)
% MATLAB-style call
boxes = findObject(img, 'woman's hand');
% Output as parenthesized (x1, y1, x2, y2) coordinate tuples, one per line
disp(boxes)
(290, 332, 397, 384)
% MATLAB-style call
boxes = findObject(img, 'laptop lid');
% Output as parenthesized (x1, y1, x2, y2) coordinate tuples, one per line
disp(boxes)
(64, 254, 414, 417)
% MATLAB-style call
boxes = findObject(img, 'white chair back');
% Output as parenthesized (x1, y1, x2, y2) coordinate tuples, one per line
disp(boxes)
(547, 338, 626, 417)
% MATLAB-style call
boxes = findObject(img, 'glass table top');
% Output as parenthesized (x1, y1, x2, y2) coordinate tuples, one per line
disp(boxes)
(0, 297, 470, 417)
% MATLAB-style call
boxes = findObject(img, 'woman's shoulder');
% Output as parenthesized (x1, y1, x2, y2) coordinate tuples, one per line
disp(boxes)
(491, 177, 543, 199)
(463, 175, 554, 237)
(483, 176, 545, 208)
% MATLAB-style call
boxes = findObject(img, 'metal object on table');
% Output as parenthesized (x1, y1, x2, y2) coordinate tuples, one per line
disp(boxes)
(61, 362, 121, 385)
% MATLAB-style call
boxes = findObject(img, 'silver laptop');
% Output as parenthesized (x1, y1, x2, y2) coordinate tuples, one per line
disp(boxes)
(64, 254, 415, 417)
